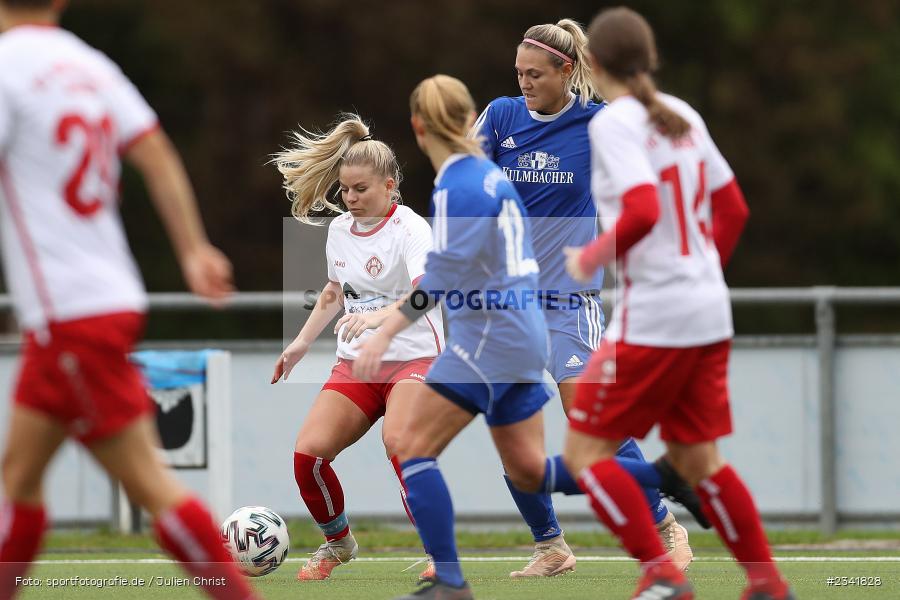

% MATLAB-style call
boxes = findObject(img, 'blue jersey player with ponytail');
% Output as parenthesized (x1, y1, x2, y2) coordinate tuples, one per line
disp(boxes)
(472, 20, 709, 575)
(355, 74, 578, 600)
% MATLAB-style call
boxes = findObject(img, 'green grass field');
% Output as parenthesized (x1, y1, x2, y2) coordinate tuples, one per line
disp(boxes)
(20, 523, 900, 599)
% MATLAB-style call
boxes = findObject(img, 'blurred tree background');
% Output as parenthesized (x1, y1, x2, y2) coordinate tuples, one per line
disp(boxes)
(52, 0, 900, 336)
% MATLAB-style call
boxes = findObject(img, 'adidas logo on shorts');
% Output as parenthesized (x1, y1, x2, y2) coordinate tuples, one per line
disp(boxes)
(500, 136, 517, 149)
(565, 354, 584, 369)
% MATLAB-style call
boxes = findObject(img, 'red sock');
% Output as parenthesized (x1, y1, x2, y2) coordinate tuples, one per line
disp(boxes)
(0, 502, 47, 599)
(154, 497, 258, 600)
(696, 465, 785, 590)
(577, 459, 672, 567)
(294, 452, 348, 541)
(390, 455, 417, 527)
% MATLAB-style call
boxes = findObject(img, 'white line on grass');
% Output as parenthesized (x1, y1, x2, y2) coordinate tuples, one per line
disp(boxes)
(34, 556, 900, 564)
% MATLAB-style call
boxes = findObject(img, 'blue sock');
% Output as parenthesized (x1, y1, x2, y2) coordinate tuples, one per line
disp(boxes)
(541, 455, 582, 495)
(616, 440, 663, 487)
(615, 438, 669, 524)
(400, 458, 464, 587)
(503, 471, 562, 542)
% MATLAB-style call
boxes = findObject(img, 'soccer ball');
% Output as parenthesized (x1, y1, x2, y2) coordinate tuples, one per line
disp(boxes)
(220, 506, 290, 576)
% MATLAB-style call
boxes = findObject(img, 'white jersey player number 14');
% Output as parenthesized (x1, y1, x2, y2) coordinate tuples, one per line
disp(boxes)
(658, 161, 711, 256)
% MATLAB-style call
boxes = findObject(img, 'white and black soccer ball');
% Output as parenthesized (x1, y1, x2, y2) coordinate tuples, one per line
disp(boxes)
(220, 506, 290, 576)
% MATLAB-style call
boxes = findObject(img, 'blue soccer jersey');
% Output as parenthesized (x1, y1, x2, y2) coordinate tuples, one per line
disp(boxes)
(474, 94, 605, 294)
(416, 153, 549, 386)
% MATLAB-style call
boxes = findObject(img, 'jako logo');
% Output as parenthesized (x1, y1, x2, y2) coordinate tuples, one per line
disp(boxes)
(365, 255, 384, 278)
(334, 260, 346, 268)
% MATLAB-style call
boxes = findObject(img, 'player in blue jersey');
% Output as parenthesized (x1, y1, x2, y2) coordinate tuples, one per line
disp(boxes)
(472, 19, 705, 574)
(354, 74, 564, 600)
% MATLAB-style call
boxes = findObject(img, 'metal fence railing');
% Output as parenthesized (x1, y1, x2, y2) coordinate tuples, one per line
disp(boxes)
(3, 286, 900, 534)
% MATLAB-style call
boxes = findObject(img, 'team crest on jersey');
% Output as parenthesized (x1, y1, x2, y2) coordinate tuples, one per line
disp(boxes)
(517, 151, 560, 171)
(365, 255, 384, 278)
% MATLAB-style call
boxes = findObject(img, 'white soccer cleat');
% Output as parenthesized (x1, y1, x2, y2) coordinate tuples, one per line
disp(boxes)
(297, 533, 359, 581)
(509, 535, 577, 578)
(657, 513, 693, 571)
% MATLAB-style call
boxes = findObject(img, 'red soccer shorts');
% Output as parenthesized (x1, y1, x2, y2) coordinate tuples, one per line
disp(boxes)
(321, 357, 434, 423)
(13, 311, 154, 445)
(569, 339, 733, 444)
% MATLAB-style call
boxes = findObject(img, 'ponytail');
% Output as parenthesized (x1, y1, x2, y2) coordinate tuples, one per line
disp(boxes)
(587, 7, 691, 140)
(521, 19, 599, 106)
(555, 19, 597, 105)
(410, 75, 484, 156)
(273, 113, 402, 224)
(626, 72, 690, 139)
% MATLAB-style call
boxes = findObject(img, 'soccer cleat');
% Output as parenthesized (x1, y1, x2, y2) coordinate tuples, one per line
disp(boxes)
(657, 512, 693, 571)
(632, 561, 694, 599)
(394, 579, 474, 599)
(297, 533, 359, 581)
(418, 555, 436, 581)
(509, 535, 576, 578)
(740, 579, 796, 600)
(654, 457, 711, 529)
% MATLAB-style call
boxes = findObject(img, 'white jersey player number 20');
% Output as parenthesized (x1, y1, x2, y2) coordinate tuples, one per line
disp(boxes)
(56, 112, 117, 217)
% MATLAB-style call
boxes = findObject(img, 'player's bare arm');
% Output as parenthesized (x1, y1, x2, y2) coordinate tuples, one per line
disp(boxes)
(272, 279, 344, 383)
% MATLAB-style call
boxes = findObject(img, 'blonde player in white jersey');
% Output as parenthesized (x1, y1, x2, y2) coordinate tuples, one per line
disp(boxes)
(270, 114, 444, 582)
(0, 2, 259, 599)
(562, 7, 792, 600)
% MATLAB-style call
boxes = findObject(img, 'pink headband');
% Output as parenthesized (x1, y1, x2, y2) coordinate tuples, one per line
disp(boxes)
(522, 38, 574, 64)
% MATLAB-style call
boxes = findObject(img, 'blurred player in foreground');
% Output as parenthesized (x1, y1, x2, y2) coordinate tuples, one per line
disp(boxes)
(271, 114, 444, 581)
(473, 18, 702, 575)
(354, 74, 554, 600)
(563, 7, 793, 600)
(0, 1, 257, 598)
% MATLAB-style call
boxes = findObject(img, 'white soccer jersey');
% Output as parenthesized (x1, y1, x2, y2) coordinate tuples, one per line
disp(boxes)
(0, 25, 158, 331)
(326, 204, 445, 361)
(589, 93, 735, 347)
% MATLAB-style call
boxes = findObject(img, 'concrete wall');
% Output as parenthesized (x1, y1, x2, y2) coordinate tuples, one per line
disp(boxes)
(0, 338, 897, 524)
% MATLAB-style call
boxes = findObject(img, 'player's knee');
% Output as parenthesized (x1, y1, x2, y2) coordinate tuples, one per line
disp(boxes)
(667, 443, 723, 486)
(381, 431, 402, 458)
(669, 460, 707, 487)
(561, 450, 588, 480)
(294, 437, 339, 462)
(391, 431, 436, 464)
(506, 468, 543, 494)
(2, 453, 43, 502)
(501, 450, 547, 493)
(562, 439, 598, 476)
(117, 463, 188, 517)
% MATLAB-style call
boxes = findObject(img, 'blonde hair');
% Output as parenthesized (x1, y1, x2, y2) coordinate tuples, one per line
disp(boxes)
(273, 113, 402, 224)
(409, 75, 484, 156)
(520, 19, 598, 107)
